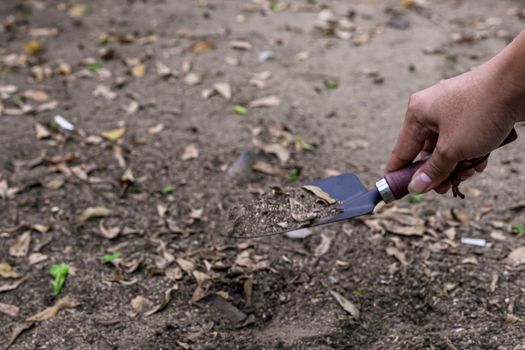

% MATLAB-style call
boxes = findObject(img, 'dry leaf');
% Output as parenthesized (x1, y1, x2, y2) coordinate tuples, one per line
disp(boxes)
(191, 286, 206, 302)
(26, 295, 78, 321)
(28, 253, 48, 265)
(0, 263, 20, 278)
(145, 286, 177, 316)
(101, 128, 126, 141)
(23, 90, 49, 102)
(77, 206, 112, 224)
(5, 322, 34, 349)
(0, 302, 19, 317)
(99, 220, 120, 239)
(190, 40, 213, 53)
(252, 139, 290, 164)
(249, 95, 281, 108)
(0, 277, 27, 293)
(176, 258, 195, 275)
(302, 185, 336, 204)
(184, 73, 201, 86)
(156, 61, 172, 78)
(68, 3, 89, 18)
(330, 290, 360, 320)
(314, 234, 332, 257)
(23, 40, 44, 55)
(9, 231, 31, 257)
(93, 85, 117, 100)
(132, 63, 146, 78)
(252, 160, 283, 175)
(229, 40, 252, 50)
(386, 246, 408, 266)
(181, 144, 199, 160)
(131, 295, 153, 314)
(385, 223, 424, 237)
(505, 246, 525, 267)
(148, 123, 164, 134)
(193, 270, 209, 286)
(213, 82, 232, 100)
(165, 266, 183, 281)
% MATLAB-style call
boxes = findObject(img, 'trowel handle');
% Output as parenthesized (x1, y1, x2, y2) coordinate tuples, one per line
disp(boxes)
(376, 128, 518, 202)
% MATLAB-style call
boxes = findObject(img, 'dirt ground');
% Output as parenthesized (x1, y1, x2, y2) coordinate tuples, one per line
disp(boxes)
(1, 0, 525, 349)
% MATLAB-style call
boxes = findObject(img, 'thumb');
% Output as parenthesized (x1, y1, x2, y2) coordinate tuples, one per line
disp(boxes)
(408, 148, 457, 194)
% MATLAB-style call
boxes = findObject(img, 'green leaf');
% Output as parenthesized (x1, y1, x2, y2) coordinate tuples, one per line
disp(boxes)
(324, 81, 338, 89)
(512, 223, 525, 234)
(12, 95, 22, 105)
(288, 168, 300, 182)
(98, 37, 110, 46)
(295, 136, 315, 151)
(232, 105, 247, 116)
(408, 194, 424, 204)
(269, 0, 279, 11)
(85, 62, 103, 72)
(50, 263, 70, 296)
(161, 186, 174, 194)
(102, 252, 121, 263)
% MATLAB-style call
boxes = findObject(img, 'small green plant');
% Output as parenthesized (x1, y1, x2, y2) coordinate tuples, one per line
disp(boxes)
(408, 194, 424, 203)
(85, 62, 103, 72)
(50, 263, 70, 296)
(512, 223, 525, 234)
(288, 168, 301, 182)
(324, 81, 338, 89)
(295, 136, 315, 151)
(232, 105, 247, 116)
(102, 252, 121, 263)
(161, 186, 175, 194)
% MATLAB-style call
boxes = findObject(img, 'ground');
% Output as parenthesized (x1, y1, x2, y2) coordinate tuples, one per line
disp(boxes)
(1, 0, 525, 349)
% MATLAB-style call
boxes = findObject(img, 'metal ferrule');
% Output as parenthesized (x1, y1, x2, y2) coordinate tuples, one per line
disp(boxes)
(375, 178, 395, 203)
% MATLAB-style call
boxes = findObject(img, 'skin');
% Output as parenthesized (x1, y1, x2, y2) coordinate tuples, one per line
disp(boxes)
(387, 29, 525, 194)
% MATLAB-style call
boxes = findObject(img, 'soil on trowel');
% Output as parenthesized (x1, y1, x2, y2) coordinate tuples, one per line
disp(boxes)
(228, 186, 342, 238)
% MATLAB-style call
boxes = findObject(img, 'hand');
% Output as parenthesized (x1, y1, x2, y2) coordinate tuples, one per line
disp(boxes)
(386, 66, 519, 195)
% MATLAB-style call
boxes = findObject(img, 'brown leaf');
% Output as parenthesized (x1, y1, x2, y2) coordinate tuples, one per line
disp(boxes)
(329, 290, 360, 320)
(9, 231, 31, 257)
(131, 295, 153, 315)
(314, 234, 332, 257)
(229, 40, 252, 50)
(252, 160, 284, 175)
(248, 95, 281, 108)
(505, 246, 525, 267)
(165, 266, 183, 281)
(181, 144, 199, 160)
(28, 253, 48, 265)
(23, 90, 49, 102)
(5, 322, 34, 349)
(0, 262, 20, 278)
(252, 139, 290, 164)
(193, 270, 209, 287)
(147, 123, 164, 134)
(101, 128, 126, 141)
(176, 258, 195, 275)
(190, 40, 214, 53)
(0, 302, 19, 317)
(0, 277, 27, 293)
(99, 220, 120, 239)
(386, 246, 408, 266)
(132, 63, 146, 78)
(385, 223, 424, 237)
(26, 295, 78, 321)
(302, 185, 336, 204)
(77, 206, 112, 224)
(145, 286, 177, 316)
(213, 82, 232, 100)
(191, 286, 206, 302)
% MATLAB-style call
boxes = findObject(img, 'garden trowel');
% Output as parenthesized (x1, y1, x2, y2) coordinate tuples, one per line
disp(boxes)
(230, 128, 517, 238)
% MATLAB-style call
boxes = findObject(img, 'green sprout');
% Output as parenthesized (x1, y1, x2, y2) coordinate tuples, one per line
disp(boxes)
(50, 263, 70, 296)
(102, 252, 121, 263)
(232, 105, 247, 116)
(408, 194, 424, 204)
(288, 168, 301, 182)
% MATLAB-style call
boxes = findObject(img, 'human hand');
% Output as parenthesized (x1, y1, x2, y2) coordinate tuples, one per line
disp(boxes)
(386, 66, 520, 195)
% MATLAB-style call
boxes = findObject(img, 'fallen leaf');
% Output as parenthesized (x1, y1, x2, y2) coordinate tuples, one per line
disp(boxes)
(0, 263, 20, 278)
(314, 234, 332, 257)
(5, 322, 34, 349)
(132, 63, 146, 78)
(229, 40, 252, 50)
(28, 253, 48, 265)
(249, 95, 281, 108)
(207, 295, 247, 323)
(68, 3, 89, 18)
(181, 144, 199, 160)
(190, 40, 213, 53)
(23, 40, 44, 55)
(23, 90, 49, 101)
(386, 246, 408, 266)
(101, 127, 126, 141)
(26, 295, 78, 321)
(213, 82, 232, 100)
(330, 290, 360, 321)
(99, 220, 120, 239)
(0, 277, 27, 293)
(506, 246, 525, 267)
(252, 160, 283, 175)
(9, 231, 31, 257)
(148, 123, 164, 134)
(131, 295, 154, 314)
(252, 139, 290, 164)
(184, 73, 201, 86)
(34, 122, 51, 141)
(126, 100, 140, 114)
(385, 223, 424, 237)
(145, 286, 178, 316)
(302, 185, 336, 204)
(30, 27, 58, 37)
(156, 61, 173, 78)
(176, 258, 195, 275)
(93, 85, 117, 100)
(165, 266, 183, 281)
(77, 206, 112, 224)
(0, 302, 19, 317)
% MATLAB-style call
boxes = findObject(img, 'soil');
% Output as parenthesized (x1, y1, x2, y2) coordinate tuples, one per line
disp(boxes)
(1, 0, 525, 349)
(229, 186, 342, 238)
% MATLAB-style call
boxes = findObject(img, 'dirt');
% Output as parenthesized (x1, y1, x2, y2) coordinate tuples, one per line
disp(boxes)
(229, 186, 342, 238)
(1, 0, 525, 349)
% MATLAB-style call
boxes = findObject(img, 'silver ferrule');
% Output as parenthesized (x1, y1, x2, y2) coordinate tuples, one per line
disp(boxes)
(375, 178, 395, 203)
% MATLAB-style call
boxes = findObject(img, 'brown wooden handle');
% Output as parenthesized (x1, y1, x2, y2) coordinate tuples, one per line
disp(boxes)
(384, 128, 518, 200)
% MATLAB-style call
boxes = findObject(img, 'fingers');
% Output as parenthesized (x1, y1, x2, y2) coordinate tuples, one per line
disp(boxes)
(408, 145, 457, 194)
(386, 113, 429, 173)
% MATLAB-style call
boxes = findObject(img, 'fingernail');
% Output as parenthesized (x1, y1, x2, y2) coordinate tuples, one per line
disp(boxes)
(408, 172, 432, 194)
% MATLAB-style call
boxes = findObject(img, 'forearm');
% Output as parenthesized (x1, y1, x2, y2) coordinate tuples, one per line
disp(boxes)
(483, 29, 525, 122)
